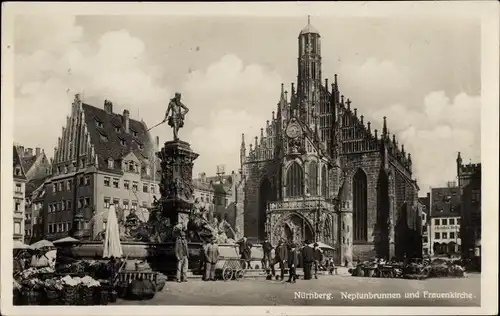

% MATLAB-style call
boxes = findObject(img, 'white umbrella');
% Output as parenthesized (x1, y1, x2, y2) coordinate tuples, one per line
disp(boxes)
(13, 240, 30, 250)
(103, 205, 123, 258)
(53, 236, 79, 244)
(309, 241, 335, 251)
(31, 239, 54, 249)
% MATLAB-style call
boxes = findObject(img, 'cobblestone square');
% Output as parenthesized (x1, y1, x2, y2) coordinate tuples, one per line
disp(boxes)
(115, 273, 480, 306)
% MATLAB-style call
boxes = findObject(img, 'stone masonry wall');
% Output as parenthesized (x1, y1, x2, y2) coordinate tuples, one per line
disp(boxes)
(341, 151, 384, 261)
(242, 160, 277, 242)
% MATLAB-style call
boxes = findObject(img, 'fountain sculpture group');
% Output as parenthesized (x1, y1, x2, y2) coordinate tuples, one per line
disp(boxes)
(93, 92, 239, 245)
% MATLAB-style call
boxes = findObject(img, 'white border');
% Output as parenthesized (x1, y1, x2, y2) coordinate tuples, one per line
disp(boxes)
(1, 2, 498, 315)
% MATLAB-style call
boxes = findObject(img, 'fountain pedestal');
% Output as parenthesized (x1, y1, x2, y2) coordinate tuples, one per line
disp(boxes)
(158, 140, 199, 227)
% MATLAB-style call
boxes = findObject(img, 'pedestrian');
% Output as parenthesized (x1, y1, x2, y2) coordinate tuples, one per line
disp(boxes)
(237, 236, 252, 270)
(313, 243, 324, 279)
(301, 241, 315, 280)
(287, 243, 299, 283)
(175, 231, 189, 283)
(200, 241, 208, 280)
(204, 238, 219, 281)
(271, 238, 288, 281)
(261, 237, 273, 272)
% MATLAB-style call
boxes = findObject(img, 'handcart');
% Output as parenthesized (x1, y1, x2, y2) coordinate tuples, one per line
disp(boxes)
(214, 258, 246, 281)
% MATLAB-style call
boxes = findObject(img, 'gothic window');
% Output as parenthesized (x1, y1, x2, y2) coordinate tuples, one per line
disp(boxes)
(353, 168, 368, 242)
(286, 161, 304, 197)
(308, 161, 318, 196)
(322, 165, 328, 197)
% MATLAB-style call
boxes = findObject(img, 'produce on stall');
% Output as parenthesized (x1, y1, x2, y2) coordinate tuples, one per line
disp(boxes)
(348, 258, 467, 279)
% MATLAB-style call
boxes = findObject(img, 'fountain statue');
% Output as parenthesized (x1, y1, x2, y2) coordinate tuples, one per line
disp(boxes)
(73, 93, 249, 272)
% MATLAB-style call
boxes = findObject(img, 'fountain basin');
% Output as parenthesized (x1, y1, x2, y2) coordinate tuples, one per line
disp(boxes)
(67, 241, 265, 274)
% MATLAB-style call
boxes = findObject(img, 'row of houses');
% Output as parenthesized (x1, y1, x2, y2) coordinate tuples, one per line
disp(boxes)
(14, 95, 239, 244)
(418, 153, 481, 261)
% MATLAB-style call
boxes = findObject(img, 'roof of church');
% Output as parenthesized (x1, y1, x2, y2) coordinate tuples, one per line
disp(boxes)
(300, 17, 320, 36)
(300, 23, 320, 35)
(81, 103, 160, 177)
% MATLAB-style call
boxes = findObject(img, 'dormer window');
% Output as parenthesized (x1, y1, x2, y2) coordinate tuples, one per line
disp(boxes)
(115, 126, 121, 133)
(15, 167, 21, 176)
(128, 162, 135, 172)
(95, 118, 104, 128)
(146, 166, 151, 176)
(120, 138, 126, 146)
(108, 159, 114, 169)
(100, 132, 108, 142)
(131, 129, 138, 137)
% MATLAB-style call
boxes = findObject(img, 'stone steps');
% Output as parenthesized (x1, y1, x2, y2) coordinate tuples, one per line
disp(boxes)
(182, 267, 350, 279)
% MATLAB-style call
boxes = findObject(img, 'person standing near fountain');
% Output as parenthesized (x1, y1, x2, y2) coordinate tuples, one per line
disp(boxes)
(175, 231, 189, 283)
(204, 238, 220, 281)
(237, 236, 253, 270)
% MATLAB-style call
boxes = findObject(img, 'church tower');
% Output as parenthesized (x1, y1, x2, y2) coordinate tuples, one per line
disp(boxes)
(297, 16, 322, 130)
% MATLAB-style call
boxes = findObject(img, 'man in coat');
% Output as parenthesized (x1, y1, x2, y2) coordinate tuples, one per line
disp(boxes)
(313, 243, 324, 279)
(301, 240, 315, 280)
(204, 238, 220, 281)
(287, 243, 299, 283)
(237, 236, 252, 269)
(175, 232, 189, 282)
(271, 238, 288, 281)
(261, 237, 273, 272)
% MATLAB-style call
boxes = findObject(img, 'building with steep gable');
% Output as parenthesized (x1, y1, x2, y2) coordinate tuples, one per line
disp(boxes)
(456, 152, 481, 262)
(42, 96, 161, 240)
(13, 146, 28, 242)
(14, 145, 51, 243)
(237, 18, 420, 264)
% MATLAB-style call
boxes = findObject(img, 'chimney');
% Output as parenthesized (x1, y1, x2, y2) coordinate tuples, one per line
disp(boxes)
(123, 109, 130, 133)
(25, 148, 33, 157)
(35, 147, 41, 156)
(18, 146, 24, 157)
(104, 100, 113, 114)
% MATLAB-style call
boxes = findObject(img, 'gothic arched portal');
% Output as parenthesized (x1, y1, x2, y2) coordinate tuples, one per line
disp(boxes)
(275, 213, 314, 244)
(259, 177, 272, 240)
(376, 169, 390, 259)
(353, 169, 368, 242)
(286, 162, 304, 197)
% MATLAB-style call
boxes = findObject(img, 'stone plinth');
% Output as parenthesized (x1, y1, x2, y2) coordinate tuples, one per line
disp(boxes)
(158, 140, 199, 226)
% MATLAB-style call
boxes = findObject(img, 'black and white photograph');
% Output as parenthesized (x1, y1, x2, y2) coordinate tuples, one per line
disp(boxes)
(1, 2, 498, 315)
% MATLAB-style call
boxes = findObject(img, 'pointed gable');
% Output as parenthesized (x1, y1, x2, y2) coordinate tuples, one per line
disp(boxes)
(13, 146, 27, 181)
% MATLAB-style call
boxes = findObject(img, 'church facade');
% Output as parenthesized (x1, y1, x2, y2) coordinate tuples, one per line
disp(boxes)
(235, 19, 421, 264)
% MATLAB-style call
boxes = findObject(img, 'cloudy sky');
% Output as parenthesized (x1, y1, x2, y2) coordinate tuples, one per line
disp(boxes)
(13, 14, 481, 193)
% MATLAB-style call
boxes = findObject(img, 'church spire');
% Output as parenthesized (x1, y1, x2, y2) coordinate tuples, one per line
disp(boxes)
(297, 16, 322, 130)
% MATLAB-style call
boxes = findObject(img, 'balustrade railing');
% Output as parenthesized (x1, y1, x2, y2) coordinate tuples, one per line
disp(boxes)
(267, 196, 338, 213)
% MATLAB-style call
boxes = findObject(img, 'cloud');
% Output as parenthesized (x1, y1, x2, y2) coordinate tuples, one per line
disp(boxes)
(366, 91, 481, 191)
(181, 53, 283, 175)
(13, 16, 480, 192)
(14, 16, 283, 178)
(14, 17, 172, 155)
(337, 58, 413, 107)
